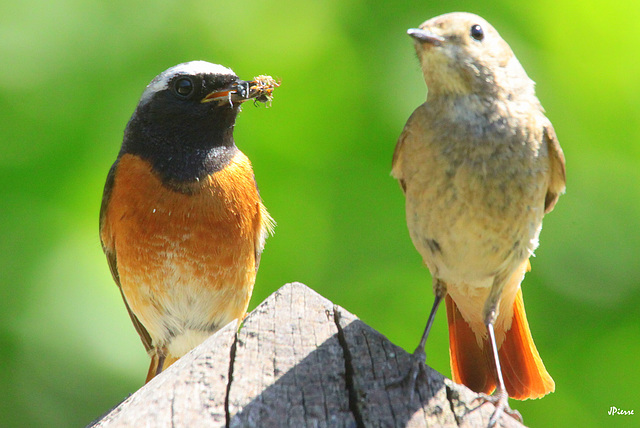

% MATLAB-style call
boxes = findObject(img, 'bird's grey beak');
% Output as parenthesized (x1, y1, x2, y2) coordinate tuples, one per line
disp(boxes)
(407, 28, 445, 46)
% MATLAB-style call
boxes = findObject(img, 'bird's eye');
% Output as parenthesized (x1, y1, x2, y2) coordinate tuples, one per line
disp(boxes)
(470, 24, 484, 41)
(174, 77, 194, 97)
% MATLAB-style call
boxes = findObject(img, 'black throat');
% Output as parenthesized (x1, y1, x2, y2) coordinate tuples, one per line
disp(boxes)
(121, 102, 240, 191)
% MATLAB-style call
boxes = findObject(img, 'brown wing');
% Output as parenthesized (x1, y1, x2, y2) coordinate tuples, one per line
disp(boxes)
(99, 160, 153, 353)
(392, 122, 412, 194)
(543, 125, 566, 213)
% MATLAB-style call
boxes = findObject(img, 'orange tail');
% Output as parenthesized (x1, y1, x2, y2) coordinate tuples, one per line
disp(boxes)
(446, 294, 496, 394)
(498, 289, 555, 399)
(446, 290, 555, 400)
(145, 353, 180, 383)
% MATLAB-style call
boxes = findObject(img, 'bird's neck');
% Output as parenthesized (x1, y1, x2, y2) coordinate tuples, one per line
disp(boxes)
(428, 83, 542, 120)
(122, 110, 240, 190)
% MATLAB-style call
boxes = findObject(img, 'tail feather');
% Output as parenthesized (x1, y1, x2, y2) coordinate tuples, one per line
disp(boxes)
(145, 353, 180, 384)
(446, 289, 554, 400)
(446, 295, 496, 395)
(498, 289, 555, 399)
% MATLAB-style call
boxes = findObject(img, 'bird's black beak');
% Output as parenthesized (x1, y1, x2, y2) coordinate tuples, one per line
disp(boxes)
(407, 28, 445, 46)
(201, 76, 279, 105)
(201, 81, 248, 104)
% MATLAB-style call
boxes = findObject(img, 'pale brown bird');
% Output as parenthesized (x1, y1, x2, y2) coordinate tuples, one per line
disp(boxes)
(392, 12, 565, 424)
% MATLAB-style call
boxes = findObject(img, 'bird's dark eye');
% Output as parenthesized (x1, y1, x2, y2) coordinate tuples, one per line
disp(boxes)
(174, 77, 194, 97)
(470, 24, 484, 41)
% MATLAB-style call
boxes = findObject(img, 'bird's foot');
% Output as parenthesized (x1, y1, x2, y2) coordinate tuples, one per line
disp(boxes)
(387, 347, 427, 401)
(474, 391, 522, 427)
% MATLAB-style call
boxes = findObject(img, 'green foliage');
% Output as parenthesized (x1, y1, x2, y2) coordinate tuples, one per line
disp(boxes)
(1, 1, 638, 427)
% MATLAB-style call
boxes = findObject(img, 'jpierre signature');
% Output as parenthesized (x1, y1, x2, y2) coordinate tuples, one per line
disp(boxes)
(608, 406, 634, 416)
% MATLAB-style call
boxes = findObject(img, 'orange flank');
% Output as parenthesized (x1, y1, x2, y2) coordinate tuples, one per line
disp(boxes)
(446, 286, 555, 399)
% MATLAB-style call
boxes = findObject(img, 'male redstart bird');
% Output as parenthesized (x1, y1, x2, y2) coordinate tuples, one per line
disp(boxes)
(99, 61, 276, 383)
(392, 13, 565, 424)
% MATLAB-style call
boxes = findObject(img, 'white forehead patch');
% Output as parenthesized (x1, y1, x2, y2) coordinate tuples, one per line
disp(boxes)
(139, 61, 236, 106)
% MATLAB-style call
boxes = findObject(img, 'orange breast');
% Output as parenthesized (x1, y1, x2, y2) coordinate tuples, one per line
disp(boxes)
(101, 151, 263, 345)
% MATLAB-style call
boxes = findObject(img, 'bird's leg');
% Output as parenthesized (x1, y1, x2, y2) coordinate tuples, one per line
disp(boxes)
(389, 278, 445, 400)
(476, 277, 522, 426)
(414, 278, 446, 361)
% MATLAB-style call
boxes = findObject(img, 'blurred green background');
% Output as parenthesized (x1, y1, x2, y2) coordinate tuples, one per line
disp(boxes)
(1, 0, 638, 426)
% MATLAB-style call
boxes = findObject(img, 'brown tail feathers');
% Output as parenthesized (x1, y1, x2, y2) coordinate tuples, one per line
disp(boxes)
(145, 353, 180, 384)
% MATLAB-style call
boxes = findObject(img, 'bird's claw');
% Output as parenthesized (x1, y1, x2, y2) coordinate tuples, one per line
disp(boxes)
(474, 392, 522, 426)
(387, 348, 427, 402)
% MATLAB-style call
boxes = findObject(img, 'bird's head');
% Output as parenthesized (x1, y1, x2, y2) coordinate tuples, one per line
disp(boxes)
(408, 13, 533, 99)
(121, 61, 277, 184)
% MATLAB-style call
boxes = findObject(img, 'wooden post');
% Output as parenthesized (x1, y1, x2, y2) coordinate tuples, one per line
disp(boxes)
(90, 283, 525, 427)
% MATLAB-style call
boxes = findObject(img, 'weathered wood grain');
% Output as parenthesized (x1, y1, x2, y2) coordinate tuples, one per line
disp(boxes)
(90, 283, 525, 428)
(334, 307, 523, 427)
(91, 318, 238, 427)
(228, 282, 354, 427)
